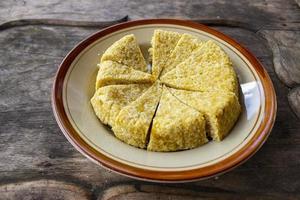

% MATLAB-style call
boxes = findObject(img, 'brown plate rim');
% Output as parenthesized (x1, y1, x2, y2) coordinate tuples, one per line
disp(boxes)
(52, 18, 277, 182)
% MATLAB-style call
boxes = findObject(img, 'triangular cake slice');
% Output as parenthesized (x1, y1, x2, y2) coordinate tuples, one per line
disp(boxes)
(113, 82, 163, 148)
(151, 30, 182, 78)
(160, 34, 203, 77)
(160, 41, 238, 95)
(100, 34, 147, 72)
(161, 62, 238, 94)
(91, 84, 151, 127)
(175, 40, 232, 67)
(147, 86, 207, 152)
(95, 61, 154, 89)
(169, 88, 241, 141)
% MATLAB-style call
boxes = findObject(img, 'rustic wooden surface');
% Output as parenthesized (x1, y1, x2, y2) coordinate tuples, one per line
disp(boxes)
(0, 0, 300, 199)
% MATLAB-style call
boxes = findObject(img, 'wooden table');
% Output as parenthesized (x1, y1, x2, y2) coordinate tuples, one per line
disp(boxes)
(1, 0, 300, 199)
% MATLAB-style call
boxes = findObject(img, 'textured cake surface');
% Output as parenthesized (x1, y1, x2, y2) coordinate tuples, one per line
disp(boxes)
(168, 88, 241, 141)
(113, 82, 162, 148)
(95, 60, 153, 90)
(101, 34, 147, 72)
(160, 33, 203, 77)
(91, 84, 150, 127)
(151, 30, 182, 79)
(160, 40, 238, 95)
(147, 86, 208, 151)
(161, 62, 238, 95)
(91, 31, 241, 152)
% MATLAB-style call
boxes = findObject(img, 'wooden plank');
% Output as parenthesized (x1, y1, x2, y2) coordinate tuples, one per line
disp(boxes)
(98, 184, 300, 200)
(258, 23, 300, 117)
(0, 16, 128, 31)
(0, 180, 91, 200)
(0, 26, 130, 187)
(258, 26, 300, 87)
(0, 0, 300, 26)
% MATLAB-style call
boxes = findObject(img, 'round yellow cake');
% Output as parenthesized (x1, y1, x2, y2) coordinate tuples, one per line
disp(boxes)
(91, 30, 241, 152)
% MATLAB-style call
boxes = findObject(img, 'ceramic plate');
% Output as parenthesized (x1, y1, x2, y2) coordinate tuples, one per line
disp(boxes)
(52, 19, 276, 182)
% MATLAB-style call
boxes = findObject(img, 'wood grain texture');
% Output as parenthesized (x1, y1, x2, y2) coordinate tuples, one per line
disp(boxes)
(0, 0, 299, 25)
(0, 25, 129, 187)
(0, 180, 91, 200)
(0, 0, 300, 199)
(288, 87, 300, 118)
(101, 185, 137, 200)
(97, 184, 300, 199)
(0, 16, 128, 31)
(258, 26, 300, 87)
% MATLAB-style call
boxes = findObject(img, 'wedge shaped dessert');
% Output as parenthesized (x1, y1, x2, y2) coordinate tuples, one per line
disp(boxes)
(150, 30, 182, 78)
(160, 34, 203, 76)
(172, 40, 232, 67)
(147, 87, 208, 152)
(169, 88, 241, 141)
(100, 34, 147, 72)
(161, 62, 238, 94)
(160, 41, 238, 95)
(95, 61, 154, 90)
(91, 84, 150, 127)
(113, 82, 163, 148)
